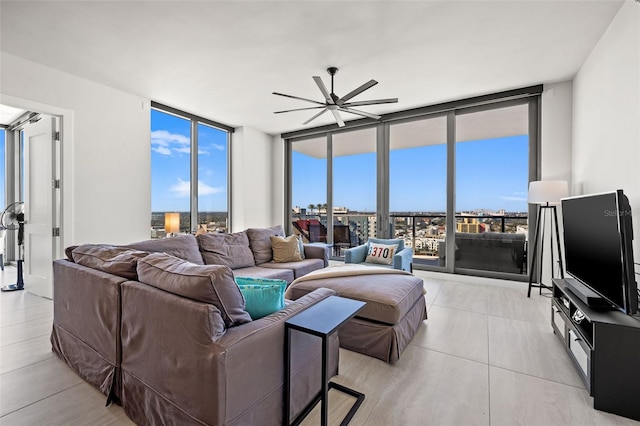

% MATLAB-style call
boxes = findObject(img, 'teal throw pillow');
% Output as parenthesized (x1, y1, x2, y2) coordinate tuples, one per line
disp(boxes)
(235, 277, 287, 320)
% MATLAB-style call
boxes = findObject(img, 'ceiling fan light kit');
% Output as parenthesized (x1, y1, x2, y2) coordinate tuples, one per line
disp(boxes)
(273, 67, 398, 128)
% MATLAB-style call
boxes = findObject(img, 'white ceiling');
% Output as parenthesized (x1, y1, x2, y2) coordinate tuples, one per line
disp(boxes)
(0, 104, 26, 126)
(0, 0, 623, 135)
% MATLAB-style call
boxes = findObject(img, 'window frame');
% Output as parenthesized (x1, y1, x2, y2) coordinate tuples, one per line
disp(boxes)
(150, 102, 233, 234)
(284, 85, 542, 281)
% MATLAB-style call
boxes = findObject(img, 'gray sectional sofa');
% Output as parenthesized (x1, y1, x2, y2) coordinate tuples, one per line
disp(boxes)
(51, 227, 334, 425)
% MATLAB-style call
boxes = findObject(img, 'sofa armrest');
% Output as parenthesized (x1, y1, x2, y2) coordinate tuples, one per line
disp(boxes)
(219, 287, 337, 421)
(303, 243, 330, 267)
(344, 243, 368, 264)
(121, 282, 337, 425)
(393, 247, 414, 272)
(52, 259, 127, 367)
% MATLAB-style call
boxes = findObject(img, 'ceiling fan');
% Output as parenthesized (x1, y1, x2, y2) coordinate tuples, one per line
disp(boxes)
(273, 67, 398, 127)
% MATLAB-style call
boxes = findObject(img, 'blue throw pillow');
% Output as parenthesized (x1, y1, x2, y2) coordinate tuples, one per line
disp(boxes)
(235, 277, 287, 320)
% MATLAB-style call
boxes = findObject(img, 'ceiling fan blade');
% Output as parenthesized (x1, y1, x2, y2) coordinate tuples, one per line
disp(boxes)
(303, 108, 329, 125)
(330, 109, 345, 127)
(342, 98, 398, 107)
(339, 107, 381, 120)
(337, 79, 378, 105)
(272, 92, 326, 106)
(313, 76, 334, 104)
(274, 106, 324, 114)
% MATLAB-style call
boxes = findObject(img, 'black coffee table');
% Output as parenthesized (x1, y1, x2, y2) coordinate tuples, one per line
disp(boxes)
(284, 295, 366, 426)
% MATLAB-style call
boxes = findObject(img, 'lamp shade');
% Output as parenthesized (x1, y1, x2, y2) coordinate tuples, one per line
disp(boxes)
(528, 181, 569, 205)
(164, 212, 180, 234)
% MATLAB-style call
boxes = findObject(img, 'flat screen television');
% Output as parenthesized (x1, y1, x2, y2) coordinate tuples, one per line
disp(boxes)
(561, 190, 638, 315)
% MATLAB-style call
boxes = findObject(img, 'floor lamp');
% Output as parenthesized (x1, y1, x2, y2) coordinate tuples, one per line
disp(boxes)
(527, 180, 568, 297)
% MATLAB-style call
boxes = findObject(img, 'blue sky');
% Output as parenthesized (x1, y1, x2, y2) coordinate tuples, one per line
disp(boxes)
(150, 107, 528, 213)
(151, 109, 228, 212)
(293, 135, 529, 213)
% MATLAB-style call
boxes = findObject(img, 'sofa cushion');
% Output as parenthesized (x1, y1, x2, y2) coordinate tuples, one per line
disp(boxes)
(197, 232, 255, 269)
(245, 225, 285, 264)
(270, 235, 303, 263)
(64, 245, 79, 261)
(365, 242, 399, 265)
(136, 252, 252, 326)
(235, 277, 286, 320)
(286, 272, 425, 325)
(259, 259, 325, 280)
(231, 266, 295, 284)
(126, 234, 204, 265)
(72, 245, 149, 280)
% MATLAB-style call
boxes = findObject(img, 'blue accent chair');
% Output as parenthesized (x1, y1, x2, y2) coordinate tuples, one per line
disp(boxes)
(344, 237, 413, 272)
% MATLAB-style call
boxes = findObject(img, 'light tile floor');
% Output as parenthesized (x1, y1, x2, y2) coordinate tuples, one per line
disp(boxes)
(1, 266, 639, 425)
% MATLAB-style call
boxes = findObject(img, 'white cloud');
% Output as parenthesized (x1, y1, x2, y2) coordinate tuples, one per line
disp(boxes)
(153, 146, 172, 156)
(151, 130, 189, 145)
(199, 181, 224, 196)
(151, 130, 190, 156)
(169, 178, 190, 198)
(169, 178, 224, 198)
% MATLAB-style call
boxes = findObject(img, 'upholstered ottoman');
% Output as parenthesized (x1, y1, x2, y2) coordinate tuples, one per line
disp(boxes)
(285, 265, 427, 363)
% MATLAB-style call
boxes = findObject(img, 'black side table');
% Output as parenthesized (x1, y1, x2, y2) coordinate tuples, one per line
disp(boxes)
(284, 295, 366, 426)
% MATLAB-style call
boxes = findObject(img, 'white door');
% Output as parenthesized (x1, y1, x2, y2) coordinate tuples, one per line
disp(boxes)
(22, 115, 59, 299)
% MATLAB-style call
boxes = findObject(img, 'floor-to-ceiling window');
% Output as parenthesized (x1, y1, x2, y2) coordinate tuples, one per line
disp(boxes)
(389, 115, 448, 269)
(286, 86, 540, 280)
(455, 104, 530, 276)
(197, 122, 229, 234)
(291, 136, 327, 243)
(150, 103, 232, 238)
(333, 128, 377, 256)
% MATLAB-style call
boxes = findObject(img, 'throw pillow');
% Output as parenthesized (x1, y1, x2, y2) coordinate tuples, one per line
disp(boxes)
(270, 235, 303, 263)
(245, 225, 285, 264)
(136, 252, 252, 326)
(235, 277, 286, 320)
(365, 242, 399, 266)
(72, 245, 149, 280)
(197, 231, 256, 269)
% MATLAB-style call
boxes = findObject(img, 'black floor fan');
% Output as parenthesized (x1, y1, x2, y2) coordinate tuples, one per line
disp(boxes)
(1, 201, 25, 292)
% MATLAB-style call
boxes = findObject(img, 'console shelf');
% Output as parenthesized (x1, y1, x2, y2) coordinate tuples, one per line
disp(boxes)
(552, 279, 640, 421)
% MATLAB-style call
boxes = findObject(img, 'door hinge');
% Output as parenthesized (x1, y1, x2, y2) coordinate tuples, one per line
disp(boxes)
(53, 131, 60, 141)
(52, 179, 61, 189)
(52, 227, 60, 237)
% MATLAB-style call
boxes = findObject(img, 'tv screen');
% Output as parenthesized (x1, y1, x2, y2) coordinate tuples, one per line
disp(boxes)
(561, 190, 637, 315)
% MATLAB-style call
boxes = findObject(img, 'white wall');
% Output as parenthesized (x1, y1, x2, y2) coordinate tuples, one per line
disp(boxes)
(231, 126, 279, 231)
(538, 80, 573, 282)
(271, 134, 286, 229)
(541, 81, 573, 184)
(573, 0, 640, 259)
(1, 52, 151, 247)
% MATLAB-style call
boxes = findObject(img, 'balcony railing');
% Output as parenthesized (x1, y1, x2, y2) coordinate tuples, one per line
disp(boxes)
(293, 212, 528, 274)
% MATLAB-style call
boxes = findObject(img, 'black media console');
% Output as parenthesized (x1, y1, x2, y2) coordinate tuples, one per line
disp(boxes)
(551, 279, 640, 421)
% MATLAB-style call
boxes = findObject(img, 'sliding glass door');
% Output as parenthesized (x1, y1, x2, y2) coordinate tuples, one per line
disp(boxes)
(291, 136, 328, 243)
(454, 103, 530, 276)
(286, 87, 539, 280)
(389, 115, 448, 269)
(332, 128, 377, 256)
